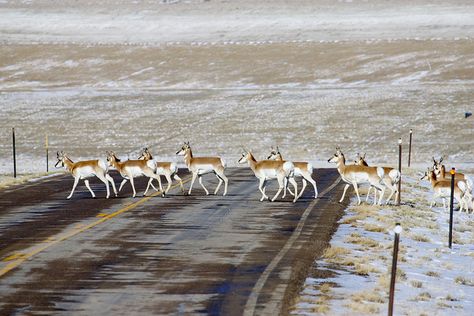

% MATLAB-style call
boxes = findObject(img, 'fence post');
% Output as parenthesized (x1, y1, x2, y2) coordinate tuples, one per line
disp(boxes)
(397, 138, 402, 205)
(45, 134, 49, 172)
(408, 129, 413, 167)
(12, 128, 17, 178)
(449, 168, 455, 248)
(388, 223, 402, 316)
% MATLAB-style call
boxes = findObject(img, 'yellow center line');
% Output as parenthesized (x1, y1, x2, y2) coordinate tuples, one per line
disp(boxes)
(0, 178, 191, 278)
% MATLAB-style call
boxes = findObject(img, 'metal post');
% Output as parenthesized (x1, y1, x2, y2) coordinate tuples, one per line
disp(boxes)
(388, 223, 402, 316)
(397, 138, 402, 205)
(45, 134, 49, 172)
(12, 128, 17, 178)
(408, 129, 413, 167)
(449, 168, 455, 248)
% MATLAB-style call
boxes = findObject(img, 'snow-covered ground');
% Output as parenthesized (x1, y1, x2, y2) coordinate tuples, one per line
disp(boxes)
(292, 169, 474, 315)
(1, 1, 474, 176)
(1, 1, 474, 175)
(1, 0, 473, 45)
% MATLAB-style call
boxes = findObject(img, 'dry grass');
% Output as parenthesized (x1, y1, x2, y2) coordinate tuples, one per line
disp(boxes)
(350, 204, 380, 214)
(310, 302, 330, 314)
(345, 301, 380, 314)
(345, 233, 380, 248)
(411, 280, 423, 288)
(454, 276, 474, 286)
(378, 269, 407, 290)
(414, 291, 432, 301)
(354, 263, 379, 276)
(410, 234, 431, 243)
(319, 283, 333, 294)
(363, 223, 386, 233)
(304, 283, 334, 314)
(322, 246, 351, 259)
(437, 301, 451, 309)
(425, 271, 440, 278)
(351, 290, 385, 303)
(452, 233, 465, 245)
(445, 294, 459, 302)
(340, 214, 368, 225)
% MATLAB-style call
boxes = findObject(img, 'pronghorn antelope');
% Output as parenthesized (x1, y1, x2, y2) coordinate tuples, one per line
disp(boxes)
(138, 147, 185, 194)
(238, 149, 299, 202)
(328, 148, 385, 205)
(421, 167, 469, 212)
(433, 156, 474, 211)
(433, 157, 471, 184)
(432, 157, 473, 211)
(55, 151, 117, 199)
(355, 153, 401, 204)
(106, 151, 164, 198)
(267, 146, 318, 199)
(176, 142, 228, 196)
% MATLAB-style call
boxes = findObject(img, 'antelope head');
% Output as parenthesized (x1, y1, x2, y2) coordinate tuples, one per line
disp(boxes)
(106, 151, 120, 166)
(328, 147, 344, 163)
(432, 156, 444, 169)
(55, 151, 66, 168)
(176, 142, 191, 156)
(421, 167, 435, 181)
(267, 146, 280, 160)
(138, 147, 152, 160)
(432, 156, 445, 176)
(355, 153, 368, 166)
(238, 146, 252, 164)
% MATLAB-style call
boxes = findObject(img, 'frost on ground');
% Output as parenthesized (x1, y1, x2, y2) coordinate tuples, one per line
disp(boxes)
(291, 169, 474, 315)
(1, 1, 474, 176)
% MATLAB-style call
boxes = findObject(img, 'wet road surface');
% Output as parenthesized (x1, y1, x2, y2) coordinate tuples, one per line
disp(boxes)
(0, 168, 347, 315)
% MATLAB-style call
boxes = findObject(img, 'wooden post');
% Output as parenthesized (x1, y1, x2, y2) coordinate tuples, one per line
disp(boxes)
(388, 223, 402, 316)
(408, 129, 413, 167)
(45, 134, 49, 173)
(449, 168, 455, 248)
(397, 138, 402, 205)
(12, 128, 17, 178)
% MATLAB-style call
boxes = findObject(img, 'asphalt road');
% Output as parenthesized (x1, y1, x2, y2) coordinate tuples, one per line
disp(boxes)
(0, 168, 347, 315)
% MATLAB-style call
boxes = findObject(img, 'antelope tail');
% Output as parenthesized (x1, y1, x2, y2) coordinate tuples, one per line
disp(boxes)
(377, 167, 385, 185)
